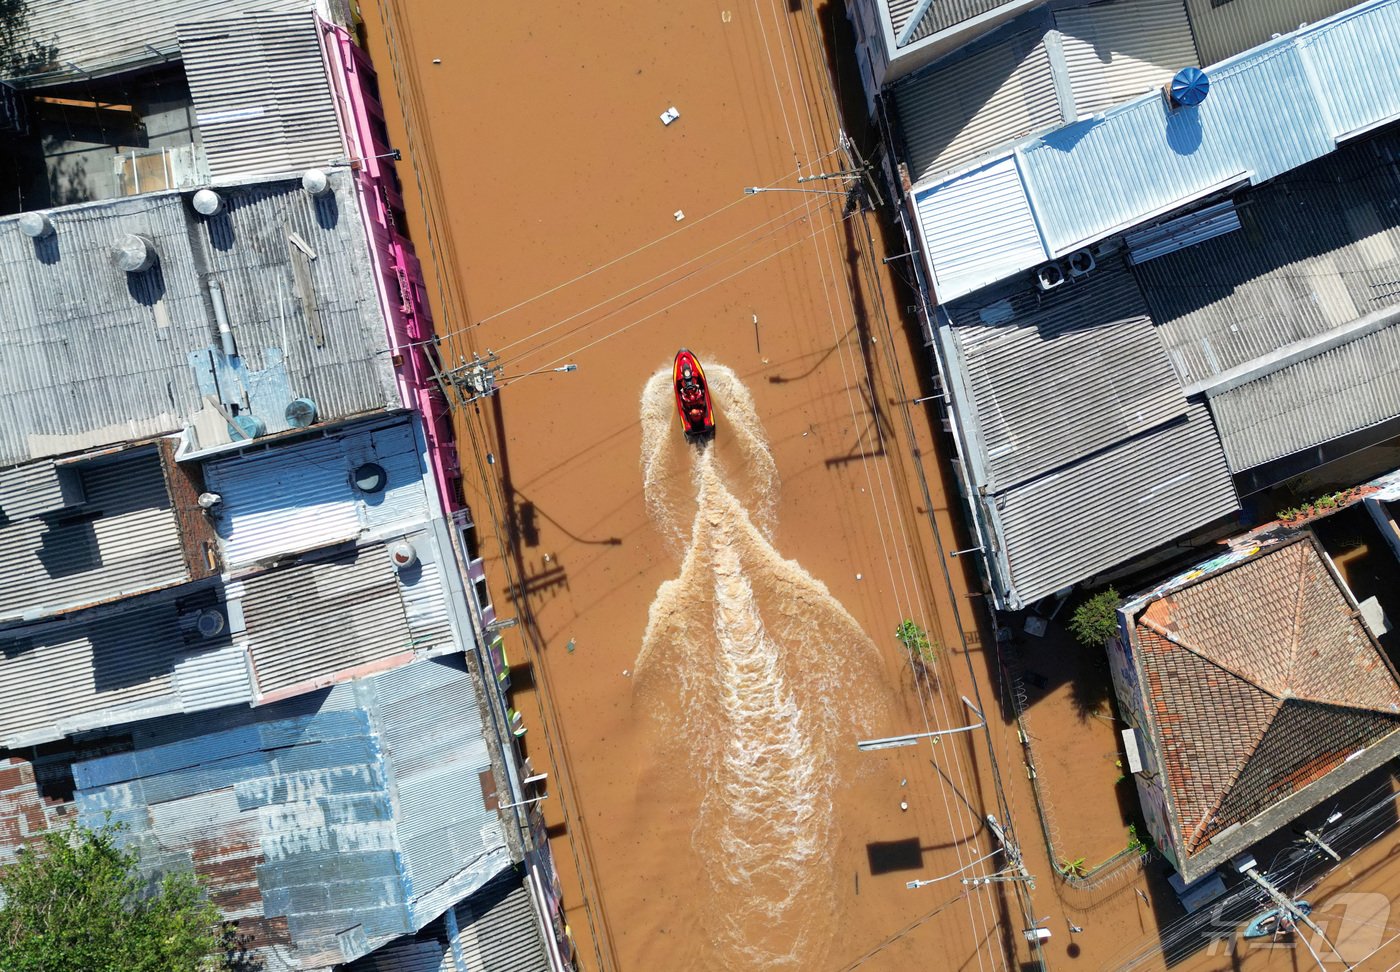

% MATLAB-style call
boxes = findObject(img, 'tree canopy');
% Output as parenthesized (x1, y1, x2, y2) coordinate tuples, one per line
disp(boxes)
(0, 821, 228, 972)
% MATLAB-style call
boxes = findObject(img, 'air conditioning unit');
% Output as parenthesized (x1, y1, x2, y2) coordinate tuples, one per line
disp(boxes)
(1034, 261, 1065, 292)
(1067, 249, 1095, 277)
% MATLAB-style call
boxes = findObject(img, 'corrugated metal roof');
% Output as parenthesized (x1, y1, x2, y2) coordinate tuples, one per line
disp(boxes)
(1185, 0, 1358, 67)
(1212, 322, 1400, 470)
(234, 531, 454, 697)
(912, 0, 1400, 302)
(179, 12, 347, 182)
(985, 404, 1239, 607)
(65, 656, 507, 971)
(204, 418, 430, 568)
(915, 154, 1049, 299)
(894, 28, 1060, 182)
(1057, 0, 1198, 117)
(452, 871, 551, 972)
(947, 266, 1186, 491)
(1138, 132, 1400, 385)
(0, 171, 397, 467)
(0, 585, 249, 747)
(891, 0, 1017, 49)
(12, 0, 308, 83)
(0, 450, 189, 625)
(342, 869, 550, 972)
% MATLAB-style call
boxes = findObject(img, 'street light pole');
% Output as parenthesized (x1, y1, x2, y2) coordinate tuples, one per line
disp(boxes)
(857, 696, 984, 751)
(743, 186, 848, 198)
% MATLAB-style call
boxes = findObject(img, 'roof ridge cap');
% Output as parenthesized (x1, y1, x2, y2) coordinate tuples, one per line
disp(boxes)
(1287, 542, 1308, 691)
(1139, 616, 1281, 699)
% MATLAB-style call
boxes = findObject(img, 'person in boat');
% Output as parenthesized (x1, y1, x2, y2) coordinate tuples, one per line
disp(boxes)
(679, 364, 706, 427)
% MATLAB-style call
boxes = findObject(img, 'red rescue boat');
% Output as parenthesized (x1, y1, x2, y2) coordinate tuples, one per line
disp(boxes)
(673, 348, 715, 440)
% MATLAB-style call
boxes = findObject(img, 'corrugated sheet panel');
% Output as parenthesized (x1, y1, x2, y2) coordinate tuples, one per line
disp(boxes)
(1125, 200, 1242, 264)
(205, 419, 428, 567)
(14, 0, 306, 82)
(990, 405, 1238, 606)
(915, 154, 1048, 301)
(0, 589, 244, 746)
(179, 12, 346, 182)
(68, 657, 507, 970)
(891, 0, 1017, 48)
(1057, 0, 1199, 117)
(1300, 2, 1400, 138)
(453, 872, 551, 972)
(914, 1, 1400, 300)
(0, 173, 397, 466)
(239, 545, 413, 694)
(0, 460, 83, 521)
(948, 267, 1185, 490)
(1137, 134, 1400, 385)
(1212, 323, 1400, 471)
(400, 545, 456, 653)
(1185, 0, 1358, 66)
(0, 451, 188, 621)
(1019, 40, 1333, 254)
(895, 29, 1059, 182)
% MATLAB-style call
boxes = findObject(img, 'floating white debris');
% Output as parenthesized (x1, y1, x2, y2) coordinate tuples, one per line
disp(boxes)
(660, 106, 680, 126)
(674, 210, 685, 221)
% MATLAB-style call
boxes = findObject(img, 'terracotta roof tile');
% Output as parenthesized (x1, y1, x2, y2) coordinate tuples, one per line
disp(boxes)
(1134, 536, 1400, 860)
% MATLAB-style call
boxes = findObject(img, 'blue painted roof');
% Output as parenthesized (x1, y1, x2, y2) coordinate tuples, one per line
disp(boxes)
(69, 656, 510, 969)
(914, 0, 1400, 301)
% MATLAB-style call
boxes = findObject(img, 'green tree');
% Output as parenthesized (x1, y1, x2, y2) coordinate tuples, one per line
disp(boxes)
(0, 821, 228, 972)
(1068, 586, 1122, 648)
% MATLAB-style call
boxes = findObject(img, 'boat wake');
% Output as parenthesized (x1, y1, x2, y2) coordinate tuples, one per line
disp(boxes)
(635, 362, 886, 969)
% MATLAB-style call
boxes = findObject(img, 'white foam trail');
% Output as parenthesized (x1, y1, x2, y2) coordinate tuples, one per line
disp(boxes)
(635, 362, 886, 969)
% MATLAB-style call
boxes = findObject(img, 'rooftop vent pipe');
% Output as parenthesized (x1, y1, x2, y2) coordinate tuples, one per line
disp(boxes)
(112, 234, 158, 273)
(192, 188, 224, 216)
(1167, 67, 1210, 108)
(301, 169, 331, 197)
(206, 276, 237, 357)
(17, 212, 53, 239)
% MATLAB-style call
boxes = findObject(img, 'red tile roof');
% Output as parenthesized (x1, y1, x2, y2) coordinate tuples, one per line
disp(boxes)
(1135, 536, 1400, 857)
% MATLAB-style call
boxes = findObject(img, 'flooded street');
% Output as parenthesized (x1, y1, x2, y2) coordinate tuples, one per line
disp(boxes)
(357, 0, 1032, 968)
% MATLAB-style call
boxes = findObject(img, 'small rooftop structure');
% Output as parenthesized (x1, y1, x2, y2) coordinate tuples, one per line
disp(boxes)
(1112, 534, 1400, 883)
(0, 170, 397, 465)
(911, 0, 1400, 302)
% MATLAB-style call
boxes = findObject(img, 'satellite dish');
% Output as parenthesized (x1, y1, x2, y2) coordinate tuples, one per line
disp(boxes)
(285, 397, 318, 428)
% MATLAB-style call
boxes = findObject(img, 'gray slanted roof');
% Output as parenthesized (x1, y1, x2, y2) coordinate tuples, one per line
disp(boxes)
(8, 0, 308, 84)
(889, 0, 1019, 50)
(0, 584, 249, 748)
(0, 450, 191, 626)
(1211, 315, 1400, 471)
(0, 170, 397, 466)
(947, 266, 1187, 492)
(984, 404, 1238, 607)
(1137, 132, 1400, 389)
(179, 11, 346, 183)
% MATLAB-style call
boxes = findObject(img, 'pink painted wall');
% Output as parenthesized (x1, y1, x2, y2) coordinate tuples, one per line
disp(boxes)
(318, 19, 463, 517)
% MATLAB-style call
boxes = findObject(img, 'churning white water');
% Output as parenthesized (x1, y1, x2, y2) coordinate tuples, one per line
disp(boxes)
(635, 362, 885, 969)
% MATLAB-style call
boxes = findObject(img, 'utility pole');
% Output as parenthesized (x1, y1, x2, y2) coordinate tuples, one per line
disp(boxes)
(1240, 862, 1352, 970)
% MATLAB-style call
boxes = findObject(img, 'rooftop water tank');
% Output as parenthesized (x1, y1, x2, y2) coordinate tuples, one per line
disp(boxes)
(228, 414, 266, 441)
(112, 234, 159, 273)
(285, 397, 318, 428)
(1169, 67, 1210, 108)
(192, 188, 224, 216)
(17, 212, 53, 239)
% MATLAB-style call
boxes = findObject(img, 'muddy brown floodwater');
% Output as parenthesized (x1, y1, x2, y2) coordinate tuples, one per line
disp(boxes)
(358, 0, 1042, 969)
(355, 1, 1400, 969)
